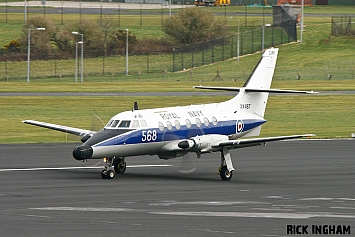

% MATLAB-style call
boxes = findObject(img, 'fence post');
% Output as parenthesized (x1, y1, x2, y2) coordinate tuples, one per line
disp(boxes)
(251, 29, 254, 54)
(202, 50, 205, 66)
(54, 59, 57, 78)
(172, 48, 175, 72)
(181, 51, 184, 70)
(280, 26, 283, 44)
(240, 31, 243, 56)
(212, 45, 215, 63)
(231, 34, 234, 59)
(222, 37, 225, 61)
(191, 52, 194, 68)
(271, 26, 275, 47)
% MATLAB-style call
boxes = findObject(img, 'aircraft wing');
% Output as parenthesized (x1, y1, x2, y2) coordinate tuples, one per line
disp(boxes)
(22, 120, 96, 137)
(214, 134, 315, 149)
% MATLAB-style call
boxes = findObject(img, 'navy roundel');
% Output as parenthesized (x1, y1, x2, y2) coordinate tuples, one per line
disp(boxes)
(236, 120, 244, 134)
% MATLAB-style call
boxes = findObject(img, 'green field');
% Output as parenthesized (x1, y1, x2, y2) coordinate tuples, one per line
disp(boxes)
(0, 4, 354, 143)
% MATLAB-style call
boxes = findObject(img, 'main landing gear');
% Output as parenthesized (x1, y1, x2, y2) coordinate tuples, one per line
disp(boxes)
(101, 157, 126, 179)
(216, 147, 235, 181)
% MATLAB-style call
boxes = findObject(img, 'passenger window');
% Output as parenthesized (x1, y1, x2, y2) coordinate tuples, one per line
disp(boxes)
(118, 120, 131, 128)
(131, 120, 140, 128)
(212, 116, 218, 126)
(111, 120, 120, 127)
(174, 120, 181, 130)
(185, 119, 191, 129)
(195, 118, 201, 128)
(166, 121, 173, 131)
(140, 120, 148, 127)
(203, 117, 209, 127)
(158, 122, 164, 131)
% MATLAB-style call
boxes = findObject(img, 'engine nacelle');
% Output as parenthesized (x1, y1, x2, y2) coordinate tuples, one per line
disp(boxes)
(178, 134, 229, 153)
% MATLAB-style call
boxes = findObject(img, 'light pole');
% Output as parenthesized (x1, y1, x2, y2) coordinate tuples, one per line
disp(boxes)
(262, 24, 271, 55)
(237, 18, 240, 62)
(72, 31, 84, 82)
(74, 41, 82, 83)
(300, 0, 304, 44)
(24, 0, 27, 23)
(27, 27, 45, 83)
(126, 29, 129, 76)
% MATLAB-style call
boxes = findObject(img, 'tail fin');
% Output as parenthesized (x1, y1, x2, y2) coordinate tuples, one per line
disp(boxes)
(194, 48, 279, 118)
(194, 48, 316, 137)
(243, 48, 279, 90)
(239, 48, 279, 118)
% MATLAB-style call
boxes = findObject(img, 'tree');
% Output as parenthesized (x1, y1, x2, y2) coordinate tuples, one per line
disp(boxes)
(20, 16, 55, 58)
(108, 30, 137, 55)
(163, 8, 229, 45)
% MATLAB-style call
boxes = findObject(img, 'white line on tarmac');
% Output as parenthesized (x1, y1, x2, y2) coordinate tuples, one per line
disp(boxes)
(0, 164, 172, 172)
(150, 211, 355, 219)
(28, 207, 355, 219)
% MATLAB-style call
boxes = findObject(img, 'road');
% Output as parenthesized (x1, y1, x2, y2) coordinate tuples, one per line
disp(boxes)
(0, 140, 354, 236)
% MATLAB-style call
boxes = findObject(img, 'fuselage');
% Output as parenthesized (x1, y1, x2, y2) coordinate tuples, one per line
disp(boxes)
(73, 101, 266, 161)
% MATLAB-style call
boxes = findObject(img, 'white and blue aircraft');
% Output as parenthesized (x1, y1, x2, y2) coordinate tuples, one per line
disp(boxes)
(23, 48, 316, 180)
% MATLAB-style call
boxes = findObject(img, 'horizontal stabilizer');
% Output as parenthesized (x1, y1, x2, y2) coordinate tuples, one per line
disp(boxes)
(22, 120, 96, 137)
(214, 134, 315, 149)
(194, 86, 318, 94)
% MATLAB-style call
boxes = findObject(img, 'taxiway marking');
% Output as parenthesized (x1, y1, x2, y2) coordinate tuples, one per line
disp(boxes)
(0, 164, 172, 172)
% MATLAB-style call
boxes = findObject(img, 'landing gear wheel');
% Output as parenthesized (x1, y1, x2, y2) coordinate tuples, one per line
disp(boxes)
(220, 165, 233, 181)
(114, 158, 126, 174)
(101, 170, 108, 179)
(106, 170, 115, 179)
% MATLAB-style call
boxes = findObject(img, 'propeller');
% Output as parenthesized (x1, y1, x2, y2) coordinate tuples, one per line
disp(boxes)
(178, 153, 196, 174)
(91, 112, 105, 131)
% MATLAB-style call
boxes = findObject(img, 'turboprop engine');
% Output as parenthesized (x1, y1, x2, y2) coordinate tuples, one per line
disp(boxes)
(178, 134, 229, 153)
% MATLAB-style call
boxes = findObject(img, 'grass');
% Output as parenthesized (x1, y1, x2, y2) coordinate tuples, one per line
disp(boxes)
(2, 94, 354, 143)
(0, 4, 354, 143)
(1, 19, 354, 82)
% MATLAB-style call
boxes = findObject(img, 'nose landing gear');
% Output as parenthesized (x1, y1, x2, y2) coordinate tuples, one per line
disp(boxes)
(101, 157, 114, 179)
(101, 157, 127, 179)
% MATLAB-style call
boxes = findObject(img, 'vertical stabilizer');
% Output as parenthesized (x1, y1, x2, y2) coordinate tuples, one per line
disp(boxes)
(243, 48, 279, 90)
(240, 48, 279, 118)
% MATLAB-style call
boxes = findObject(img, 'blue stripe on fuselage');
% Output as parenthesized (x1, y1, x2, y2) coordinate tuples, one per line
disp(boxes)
(94, 119, 265, 147)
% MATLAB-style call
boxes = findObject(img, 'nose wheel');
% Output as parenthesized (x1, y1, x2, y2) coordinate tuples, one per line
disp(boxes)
(101, 158, 115, 179)
(101, 169, 115, 179)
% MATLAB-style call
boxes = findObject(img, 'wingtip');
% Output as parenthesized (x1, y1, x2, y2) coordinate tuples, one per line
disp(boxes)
(305, 134, 316, 137)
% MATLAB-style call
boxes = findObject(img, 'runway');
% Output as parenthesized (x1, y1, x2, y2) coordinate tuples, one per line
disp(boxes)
(0, 140, 354, 236)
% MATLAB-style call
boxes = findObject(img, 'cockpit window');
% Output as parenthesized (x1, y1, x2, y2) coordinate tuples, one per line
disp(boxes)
(106, 119, 114, 127)
(118, 120, 131, 128)
(111, 120, 120, 127)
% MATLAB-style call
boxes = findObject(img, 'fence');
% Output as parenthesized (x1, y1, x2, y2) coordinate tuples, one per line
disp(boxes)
(331, 16, 355, 36)
(0, 24, 297, 81)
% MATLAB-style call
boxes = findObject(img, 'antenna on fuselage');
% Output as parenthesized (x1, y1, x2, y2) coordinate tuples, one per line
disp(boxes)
(133, 101, 139, 110)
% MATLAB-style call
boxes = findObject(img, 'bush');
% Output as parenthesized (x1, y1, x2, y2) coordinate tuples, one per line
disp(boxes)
(163, 8, 229, 45)
(19, 16, 55, 59)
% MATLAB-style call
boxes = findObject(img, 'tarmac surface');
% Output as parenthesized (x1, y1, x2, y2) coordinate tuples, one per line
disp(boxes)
(0, 140, 354, 236)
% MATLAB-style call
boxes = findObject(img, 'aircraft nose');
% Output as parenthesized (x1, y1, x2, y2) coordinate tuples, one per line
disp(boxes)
(72, 145, 93, 160)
